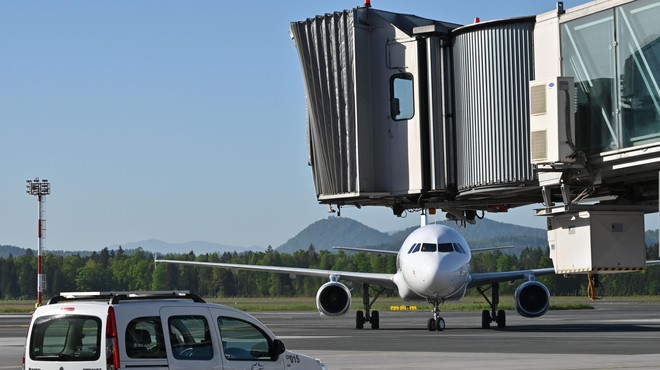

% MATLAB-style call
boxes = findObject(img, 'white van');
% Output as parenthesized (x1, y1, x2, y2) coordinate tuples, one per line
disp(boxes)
(23, 291, 327, 370)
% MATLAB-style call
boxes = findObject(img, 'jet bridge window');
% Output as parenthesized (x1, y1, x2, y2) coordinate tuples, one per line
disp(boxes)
(560, 0, 660, 152)
(390, 73, 414, 121)
(618, 0, 660, 147)
(561, 10, 617, 153)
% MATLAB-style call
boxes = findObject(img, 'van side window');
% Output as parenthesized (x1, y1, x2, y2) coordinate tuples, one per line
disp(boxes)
(125, 317, 165, 359)
(168, 316, 213, 360)
(217, 316, 273, 361)
(29, 315, 101, 362)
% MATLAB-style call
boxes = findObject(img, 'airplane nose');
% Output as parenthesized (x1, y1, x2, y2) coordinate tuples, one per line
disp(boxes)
(406, 255, 462, 296)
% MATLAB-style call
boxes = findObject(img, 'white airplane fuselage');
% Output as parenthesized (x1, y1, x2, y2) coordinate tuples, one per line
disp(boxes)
(392, 224, 471, 302)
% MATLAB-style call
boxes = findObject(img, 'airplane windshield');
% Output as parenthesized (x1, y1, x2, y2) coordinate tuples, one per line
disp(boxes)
(438, 243, 454, 253)
(421, 243, 436, 252)
(453, 243, 466, 253)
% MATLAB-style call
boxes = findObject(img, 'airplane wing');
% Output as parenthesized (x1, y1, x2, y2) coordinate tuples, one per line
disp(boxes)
(469, 260, 660, 288)
(467, 267, 556, 289)
(332, 246, 399, 255)
(155, 259, 398, 289)
(471, 246, 515, 253)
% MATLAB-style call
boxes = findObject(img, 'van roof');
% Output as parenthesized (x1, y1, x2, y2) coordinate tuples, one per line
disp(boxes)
(47, 290, 205, 305)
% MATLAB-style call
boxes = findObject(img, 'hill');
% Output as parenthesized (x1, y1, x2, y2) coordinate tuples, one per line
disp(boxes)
(0, 245, 27, 258)
(276, 216, 548, 254)
(276, 217, 392, 253)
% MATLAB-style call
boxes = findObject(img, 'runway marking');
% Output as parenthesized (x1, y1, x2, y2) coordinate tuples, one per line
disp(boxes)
(605, 318, 660, 323)
(278, 336, 347, 340)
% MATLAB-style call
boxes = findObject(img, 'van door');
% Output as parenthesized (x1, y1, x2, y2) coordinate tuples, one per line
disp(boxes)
(209, 308, 284, 370)
(160, 307, 223, 370)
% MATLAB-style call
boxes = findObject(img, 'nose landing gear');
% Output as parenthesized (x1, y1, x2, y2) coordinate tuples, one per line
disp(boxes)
(427, 299, 445, 331)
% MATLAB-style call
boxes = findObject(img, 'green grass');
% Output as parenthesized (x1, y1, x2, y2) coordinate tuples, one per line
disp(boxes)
(6, 295, 654, 314)
(0, 300, 37, 313)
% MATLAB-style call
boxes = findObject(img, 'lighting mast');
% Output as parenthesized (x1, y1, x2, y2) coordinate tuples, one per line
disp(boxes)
(26, 178, 50, 307)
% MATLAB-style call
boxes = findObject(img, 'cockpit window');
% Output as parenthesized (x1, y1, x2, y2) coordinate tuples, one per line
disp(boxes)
(437, 243, 454, 253)
(421, 243, 436, 252)
(411, 243, 421, 253)
(407, 243, 418, 254)
(453, 243, 466, 254)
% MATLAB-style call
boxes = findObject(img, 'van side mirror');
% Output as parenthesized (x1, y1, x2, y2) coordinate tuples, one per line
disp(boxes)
(270, 339, 286, 360)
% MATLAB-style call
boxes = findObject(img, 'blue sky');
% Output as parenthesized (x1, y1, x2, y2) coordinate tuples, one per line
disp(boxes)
(4, 0, 650, 251)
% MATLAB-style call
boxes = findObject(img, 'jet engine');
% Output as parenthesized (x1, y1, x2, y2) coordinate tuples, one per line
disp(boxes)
(316, 281, 351, 317)
(514, 280, 550, 318)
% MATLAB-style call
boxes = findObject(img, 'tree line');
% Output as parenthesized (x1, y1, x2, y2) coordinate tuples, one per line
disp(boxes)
(1, 244, 659, 301)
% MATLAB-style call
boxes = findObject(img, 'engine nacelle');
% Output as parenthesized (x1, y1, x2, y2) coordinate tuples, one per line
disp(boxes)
(514, 280, 550, 318)
(316, 281, 351, 317)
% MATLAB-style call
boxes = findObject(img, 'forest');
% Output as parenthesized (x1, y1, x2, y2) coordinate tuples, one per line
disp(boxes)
(1, 244, 660, 301)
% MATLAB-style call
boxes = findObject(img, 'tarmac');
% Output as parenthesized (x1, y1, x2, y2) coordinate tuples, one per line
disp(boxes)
(2, 301, 660, 369)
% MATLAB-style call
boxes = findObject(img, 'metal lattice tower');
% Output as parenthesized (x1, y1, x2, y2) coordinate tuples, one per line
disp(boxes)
(26, 178, 50, 307)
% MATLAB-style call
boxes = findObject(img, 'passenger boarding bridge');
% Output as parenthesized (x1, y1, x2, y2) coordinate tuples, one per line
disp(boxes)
(290, 0, 660, 275)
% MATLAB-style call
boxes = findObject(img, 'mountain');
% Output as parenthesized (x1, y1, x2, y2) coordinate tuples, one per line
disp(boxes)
(112, 240, 264, 256)
(2, 218, 654, 258)
(276, 217, 392, 253)
(373, 218, 547, 254)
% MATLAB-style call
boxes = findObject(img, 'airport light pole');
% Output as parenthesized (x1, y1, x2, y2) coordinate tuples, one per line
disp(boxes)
(26, 178, 50, 307)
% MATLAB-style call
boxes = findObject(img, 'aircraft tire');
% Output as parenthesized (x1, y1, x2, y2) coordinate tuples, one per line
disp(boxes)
(356, 310, 364, 329)
(496, 310, 506, 328)
(371, 310, 379, 329)
(436, 318, 445, 331)
(481, 310, 491, 329)
(427, 318, 437, 331)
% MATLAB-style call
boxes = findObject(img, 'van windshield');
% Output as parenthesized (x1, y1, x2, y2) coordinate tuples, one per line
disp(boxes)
(29, 314, 101, 361)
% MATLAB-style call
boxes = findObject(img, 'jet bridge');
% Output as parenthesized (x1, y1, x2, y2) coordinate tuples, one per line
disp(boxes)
(290, 0, 660, 274)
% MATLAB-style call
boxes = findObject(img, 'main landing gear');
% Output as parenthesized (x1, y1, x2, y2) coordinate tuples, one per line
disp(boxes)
(427, 299, 446, 331)
(477, 283, 506, 329)
(356, 283, 382, 329)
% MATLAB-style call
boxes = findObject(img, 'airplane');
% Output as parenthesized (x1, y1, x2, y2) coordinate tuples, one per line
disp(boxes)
(156, 222, 563, 332)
